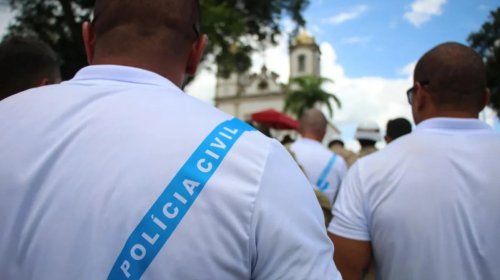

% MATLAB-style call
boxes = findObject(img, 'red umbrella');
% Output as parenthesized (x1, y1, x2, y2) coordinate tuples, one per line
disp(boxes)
(250, 108, 299, 130)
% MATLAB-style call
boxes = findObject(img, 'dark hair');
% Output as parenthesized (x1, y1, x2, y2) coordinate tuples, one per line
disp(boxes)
(414, 42, 487, 112)
(0, 36, 60, 100)
(281, 135, 294, 145)
(386, 118, 412, 140)
(328, 139, 344, 148)
(358, 139, 376, 147)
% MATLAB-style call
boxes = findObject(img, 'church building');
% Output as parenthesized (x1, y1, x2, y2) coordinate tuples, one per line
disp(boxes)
(214, 31, 340, 139)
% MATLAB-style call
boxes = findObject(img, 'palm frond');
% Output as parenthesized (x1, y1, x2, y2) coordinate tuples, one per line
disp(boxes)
(285, 75, 341, 118)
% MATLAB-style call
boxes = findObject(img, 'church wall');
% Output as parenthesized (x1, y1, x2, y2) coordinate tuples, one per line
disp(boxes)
(245, 79, 283, 96)
(215, 73, 239, 98)
(239, 97, 284, 120)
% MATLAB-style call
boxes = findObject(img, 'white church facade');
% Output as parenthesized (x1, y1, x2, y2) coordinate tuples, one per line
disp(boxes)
(214, 31, 340, 139)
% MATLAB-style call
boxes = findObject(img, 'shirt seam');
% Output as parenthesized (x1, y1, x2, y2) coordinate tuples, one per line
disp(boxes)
(247, 137, 274, 275)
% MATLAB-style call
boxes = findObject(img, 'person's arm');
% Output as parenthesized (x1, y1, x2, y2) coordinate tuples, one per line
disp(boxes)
(328, 162, 372, 280)
(250, 140, 341, 280)
(329, 233, 372, 280)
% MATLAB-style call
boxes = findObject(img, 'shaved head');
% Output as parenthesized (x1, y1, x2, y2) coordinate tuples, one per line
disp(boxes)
(299, 109, 327, 141)
(92, 0, 200, 57)
(414, 42, 487, 112)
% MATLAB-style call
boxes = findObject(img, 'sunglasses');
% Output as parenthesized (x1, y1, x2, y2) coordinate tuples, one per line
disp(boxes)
(406, 80, 430, 105)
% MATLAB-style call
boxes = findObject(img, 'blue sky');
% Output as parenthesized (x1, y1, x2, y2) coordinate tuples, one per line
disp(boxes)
(0, 0, 498, 148)
(304, 0, 498, 79)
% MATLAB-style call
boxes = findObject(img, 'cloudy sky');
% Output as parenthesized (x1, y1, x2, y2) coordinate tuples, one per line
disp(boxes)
(1, 0, 499, 149)
(187, 0, 500, 149)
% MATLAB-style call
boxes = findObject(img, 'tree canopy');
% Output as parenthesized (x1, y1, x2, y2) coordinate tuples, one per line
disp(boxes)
(284, 75, 341, 119)
(468, 7, 500, 116)
(3, 0, 310, 80)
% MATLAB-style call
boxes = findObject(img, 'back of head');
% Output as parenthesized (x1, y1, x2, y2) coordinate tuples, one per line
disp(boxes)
(299, 108, 327, 141)
(414, 42, 487, 113)
(328, 139, 344, 149)
(281, 135, 294, 145)
(386, 118, 412, 141)
(355, 121, 381, 144)
(0, 36, 60, 100)
(92, 0, 200, 60)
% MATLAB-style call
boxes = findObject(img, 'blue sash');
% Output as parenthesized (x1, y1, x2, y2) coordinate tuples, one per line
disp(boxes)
(316, 154, 337, 192)
(108, 118, 254, 279)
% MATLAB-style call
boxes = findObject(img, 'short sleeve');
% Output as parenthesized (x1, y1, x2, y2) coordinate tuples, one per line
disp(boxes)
(328, 162, 371, 241)
(335, 156, 348, 180)
(250, 140, 342, 280)
(331, 156, 348, 188)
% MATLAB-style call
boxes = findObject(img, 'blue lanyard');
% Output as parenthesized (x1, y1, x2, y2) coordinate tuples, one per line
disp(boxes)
(108, 118, 254, 280)
(316, 154, 337, 192)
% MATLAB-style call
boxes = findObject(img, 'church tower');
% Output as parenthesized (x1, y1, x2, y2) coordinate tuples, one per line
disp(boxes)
(289, 30, 321, 79)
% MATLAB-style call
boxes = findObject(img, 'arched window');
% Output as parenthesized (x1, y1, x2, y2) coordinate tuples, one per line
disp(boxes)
(298, 55, 306, 72)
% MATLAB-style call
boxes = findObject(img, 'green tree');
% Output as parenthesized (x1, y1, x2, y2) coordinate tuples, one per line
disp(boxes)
(468, 7, 500, 116)
(284, 75, 341, 119)
(3, 0, 309, 80)
(5, 0, 93, 79)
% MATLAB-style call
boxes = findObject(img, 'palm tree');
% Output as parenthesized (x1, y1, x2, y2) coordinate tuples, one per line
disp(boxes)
(284, 75, 341, 118)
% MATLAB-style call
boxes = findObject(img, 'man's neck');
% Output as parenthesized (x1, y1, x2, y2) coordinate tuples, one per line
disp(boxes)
(301, 132, 322, 142)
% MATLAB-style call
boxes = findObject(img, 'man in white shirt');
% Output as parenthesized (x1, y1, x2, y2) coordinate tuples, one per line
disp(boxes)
(291, 109, 348, 205)
(0, 1, 341, 279)
(329, 42, 500, 280)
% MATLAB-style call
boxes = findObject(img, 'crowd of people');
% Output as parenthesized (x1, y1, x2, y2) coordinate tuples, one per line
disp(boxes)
(1, 0, 499, 279)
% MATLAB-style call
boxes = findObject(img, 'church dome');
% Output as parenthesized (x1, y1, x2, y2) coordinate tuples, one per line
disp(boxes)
(294, 30, 316, 46)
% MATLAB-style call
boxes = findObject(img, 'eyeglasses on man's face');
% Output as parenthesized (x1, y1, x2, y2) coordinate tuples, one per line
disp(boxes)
(192, 0, 201, 40)
(406, 80, 430, 105)
(193, 23, 200, 40)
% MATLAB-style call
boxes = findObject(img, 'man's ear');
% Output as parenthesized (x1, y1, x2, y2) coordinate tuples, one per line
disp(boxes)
(36, 78, 50, 87)
(413, 82, 429, 112)
(82, 22, 96, 65)
(185, 34, 208, 75)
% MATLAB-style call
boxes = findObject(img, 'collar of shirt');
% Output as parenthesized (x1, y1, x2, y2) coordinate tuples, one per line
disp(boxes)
(296, 137, 323, 146)
(416, 117, 491, 132)
(67, 65, 179, 89)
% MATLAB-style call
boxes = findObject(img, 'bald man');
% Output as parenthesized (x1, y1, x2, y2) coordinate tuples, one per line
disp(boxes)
(0, 1, 341, 279)
(329, 42, 500, 280)
(291, 109, 348, 205)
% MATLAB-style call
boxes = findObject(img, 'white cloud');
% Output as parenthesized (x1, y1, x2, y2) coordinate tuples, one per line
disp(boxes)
(310, 24, 323, 34)
(404, 0, 447, 27)
(250, 34, 290, 83)
(398, 61, 417, 79)
(341, 36, 371, 45)
(479, 4, 489, 11)
(319, 42, 412, 130)
(318, 42, 418, 150)
(323, 5, 369, 25)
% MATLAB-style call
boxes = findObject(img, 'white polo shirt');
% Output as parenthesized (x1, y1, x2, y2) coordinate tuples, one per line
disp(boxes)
(329, 117, 500, 280)
(0, 65, 341, 280)
(291, 138, 348, 205)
